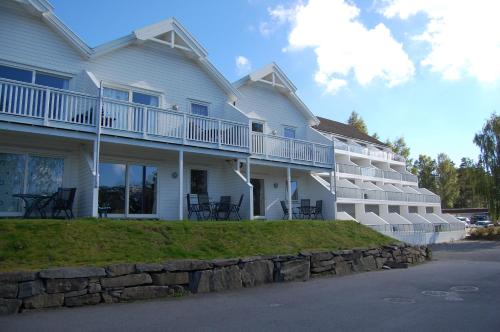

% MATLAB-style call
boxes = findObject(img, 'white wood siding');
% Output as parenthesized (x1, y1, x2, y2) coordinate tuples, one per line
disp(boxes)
(236, 82, 309, 139)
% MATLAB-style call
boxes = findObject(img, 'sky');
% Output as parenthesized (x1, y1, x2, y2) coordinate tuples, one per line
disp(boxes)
(50, 0, 500, 165)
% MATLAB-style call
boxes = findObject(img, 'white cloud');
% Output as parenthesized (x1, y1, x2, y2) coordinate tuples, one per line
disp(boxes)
(259, 4, 298, 36)
(235, 55, 252, 75)
(381, 0, 500, 82)
(269, 0, 415, 93)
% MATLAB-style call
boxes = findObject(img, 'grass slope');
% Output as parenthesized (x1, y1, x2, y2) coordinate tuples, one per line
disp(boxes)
(0, 219, 395, 271)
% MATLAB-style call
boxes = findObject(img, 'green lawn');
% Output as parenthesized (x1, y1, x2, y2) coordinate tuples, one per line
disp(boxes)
(0, 219, 396, 271)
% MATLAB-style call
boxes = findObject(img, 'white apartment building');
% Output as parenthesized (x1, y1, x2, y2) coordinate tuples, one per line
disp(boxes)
(0, 0, 465, 244)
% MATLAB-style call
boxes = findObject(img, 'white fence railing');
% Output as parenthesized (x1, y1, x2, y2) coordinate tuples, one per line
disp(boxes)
(333, 139, 406, 163)
(336, 163, 417, 183)
(251, 132, 333, 166)
(336, 187, 441, 203)
(1, 78, 335, 167)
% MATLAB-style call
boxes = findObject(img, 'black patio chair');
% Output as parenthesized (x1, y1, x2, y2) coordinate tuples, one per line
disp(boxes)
(214, 196, 231, 220)
(51, 187, 76, 219)
(197, 193, 212, 220)
(230, 194, 244, 221)
(299, 199, 311, 219)
(280, 200, 298, 219)
(312, 200, 323, 220)
(187, 194, 203, 220)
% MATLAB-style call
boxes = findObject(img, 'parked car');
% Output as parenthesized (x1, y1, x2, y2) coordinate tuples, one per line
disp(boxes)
(471, 214, 489, 224)
(473, 220, 494, 228)
(457, 217, 470, 225)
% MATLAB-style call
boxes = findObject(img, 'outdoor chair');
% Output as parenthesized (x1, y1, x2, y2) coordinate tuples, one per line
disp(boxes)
(280, 200, 298, 219)
(197, 193, 212, 220)
(230, 194, 244, 221)
(312, 200, 323, 220)
(187, 194, 203, 220)
(51, 187, 76, 219)
(299, 199, 311, 219)
(214, 196, 231, 220)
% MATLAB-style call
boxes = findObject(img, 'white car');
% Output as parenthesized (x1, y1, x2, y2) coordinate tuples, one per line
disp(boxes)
(456, 216, 470, 224)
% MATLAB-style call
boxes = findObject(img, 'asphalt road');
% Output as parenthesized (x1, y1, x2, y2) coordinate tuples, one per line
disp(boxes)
(2, 241, 500, 332)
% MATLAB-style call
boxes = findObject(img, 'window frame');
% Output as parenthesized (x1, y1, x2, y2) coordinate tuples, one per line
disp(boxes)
(99, 160, 159, 218)
(283, 126, 297, 139)
(0, 151, 65, 216)
(0, 61, 72, 90)
(251, 121, 265, 133)
(102, 81, 163, 107)
(188, 99, 210, 117)
(190, 169, 208, 195)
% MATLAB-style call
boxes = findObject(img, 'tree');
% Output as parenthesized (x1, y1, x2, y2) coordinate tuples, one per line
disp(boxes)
(473, 113, 500, 220)
(372, 132, 380, 140)
(386, 137, 413, 169)
(455, 158, 490, 208)
(413, 154, 437, 192)
(436, 153, 459, 208)
(347, 111, 368, 134)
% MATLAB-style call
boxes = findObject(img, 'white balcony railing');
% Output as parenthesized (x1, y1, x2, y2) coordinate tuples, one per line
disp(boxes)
(336, 163, 417, 183)
(336, 187, 441, 203)
(251, 132, 333, 166)
(0, 78, 333, 167)
(333, 139, 406, 163)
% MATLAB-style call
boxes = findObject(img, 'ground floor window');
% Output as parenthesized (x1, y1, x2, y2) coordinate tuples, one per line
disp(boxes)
(99, 163, 157, 215)
(0, 153, 64, 213)
(190, 169, 207, 194)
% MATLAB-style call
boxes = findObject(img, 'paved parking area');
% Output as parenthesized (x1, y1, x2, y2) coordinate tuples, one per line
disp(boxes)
(1, 241, 500, 332)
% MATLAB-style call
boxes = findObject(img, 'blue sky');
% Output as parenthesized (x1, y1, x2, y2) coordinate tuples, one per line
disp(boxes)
(51, 0, 500, 164)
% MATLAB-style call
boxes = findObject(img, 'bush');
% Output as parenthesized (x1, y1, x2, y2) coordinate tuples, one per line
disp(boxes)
(468, 226, 500, 241)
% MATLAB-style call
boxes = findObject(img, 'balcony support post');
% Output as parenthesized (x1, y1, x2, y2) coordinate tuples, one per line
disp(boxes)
(178, 149, 184, 220)
(91, 82, 104, 218)
(287, 166, 292, 220)
(246, 157, 254, 220)
(248, 120, 252, 154)
(182, 113, 187, 145)
(331, 140, 337, 220)
(43, 88, 50, 126)
(142, 107, 148, 139)
(217, 120, 222, 148)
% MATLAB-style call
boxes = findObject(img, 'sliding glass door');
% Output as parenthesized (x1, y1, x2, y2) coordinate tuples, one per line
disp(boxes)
(99, 163, 157, 217)
(0, 153, 64, 214)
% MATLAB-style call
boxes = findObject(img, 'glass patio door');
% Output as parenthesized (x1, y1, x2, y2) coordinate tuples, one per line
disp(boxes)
(99, 162, 157, 217)
(0, 153, 64, 215)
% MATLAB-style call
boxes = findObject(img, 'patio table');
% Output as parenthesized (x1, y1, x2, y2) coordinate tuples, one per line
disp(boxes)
(13, 193, 51, 218)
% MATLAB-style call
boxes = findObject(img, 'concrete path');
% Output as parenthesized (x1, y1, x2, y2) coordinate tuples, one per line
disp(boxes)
(2, 241, 500, 332)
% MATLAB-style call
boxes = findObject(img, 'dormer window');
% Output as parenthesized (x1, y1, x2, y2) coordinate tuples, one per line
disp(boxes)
(190, 100, 209, 116)
(283, 127, 296, 139)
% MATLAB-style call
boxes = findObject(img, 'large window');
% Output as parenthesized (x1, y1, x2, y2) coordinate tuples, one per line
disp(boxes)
(190, 170, 207, 194)
(190, 101, 209, 116)
(0, 153, 64, 213)
(103, 86, 160, 106)
(99, 163, 158, 215)
(128, 165, 157, 214)
(0, 64, 69, 89)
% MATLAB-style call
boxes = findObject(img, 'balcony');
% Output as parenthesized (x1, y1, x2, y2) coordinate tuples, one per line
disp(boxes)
(336, 163, 418, 183)
(334, 140, 405, 163)
(0, 78, 332, 168)
(336, 187, 441, 203)
(251, 133, 333, 167)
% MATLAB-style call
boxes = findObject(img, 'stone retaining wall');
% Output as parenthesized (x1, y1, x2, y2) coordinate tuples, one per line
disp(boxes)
(0, 244, 430, 315)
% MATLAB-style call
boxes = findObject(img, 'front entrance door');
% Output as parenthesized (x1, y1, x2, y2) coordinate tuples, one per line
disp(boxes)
(250, 178, 265, 217)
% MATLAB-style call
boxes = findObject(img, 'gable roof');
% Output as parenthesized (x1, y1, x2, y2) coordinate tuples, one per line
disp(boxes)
(233, 63, 319, 126)
(314, 116, 388, 147)
(15, 0, 239, 100)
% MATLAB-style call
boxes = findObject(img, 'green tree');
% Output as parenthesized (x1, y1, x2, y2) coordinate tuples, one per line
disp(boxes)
(386, 137, 413, 169)
(473, 113, 500, 220)
(347, 111, 368, 134)
(413, 154, 437, 192)
(455, 158, 489, 208)
(372, 132, 380, 140)
(436, 153, 459, 208)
